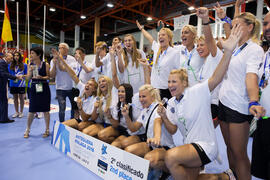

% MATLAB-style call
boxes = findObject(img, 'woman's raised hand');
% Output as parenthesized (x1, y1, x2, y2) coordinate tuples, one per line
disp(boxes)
(220, 23, 243, 53)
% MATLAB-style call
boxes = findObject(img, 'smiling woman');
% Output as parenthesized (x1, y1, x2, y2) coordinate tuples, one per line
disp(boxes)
(136, 20, 180, 100)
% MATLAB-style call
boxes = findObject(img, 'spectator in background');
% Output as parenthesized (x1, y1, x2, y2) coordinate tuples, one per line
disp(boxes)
(9, 52, 27, 118)
(50, 43, 78, 122)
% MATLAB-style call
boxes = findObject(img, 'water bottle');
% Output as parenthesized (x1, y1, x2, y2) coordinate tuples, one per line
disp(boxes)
(33, 65, 38, 78)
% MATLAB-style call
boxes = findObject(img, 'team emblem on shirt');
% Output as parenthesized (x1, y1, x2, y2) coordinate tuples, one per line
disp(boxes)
(142, 115, 145, 120)
(170, 107, 175, 113)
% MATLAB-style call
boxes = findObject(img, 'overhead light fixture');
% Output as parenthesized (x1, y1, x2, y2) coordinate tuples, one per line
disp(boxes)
(188, 6, 195, 11)
(107, 3, 114, 8)
(0, 10, 4, 13)
(104, 34, 108, 36)
(80, 15, 86, 19)
(49, 7, 56, 12)
(147, 17, 152, 21)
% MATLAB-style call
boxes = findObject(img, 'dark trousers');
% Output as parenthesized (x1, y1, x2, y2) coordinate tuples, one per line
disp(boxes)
(56, 89, 76, 122)
(0, 90, 8, 122)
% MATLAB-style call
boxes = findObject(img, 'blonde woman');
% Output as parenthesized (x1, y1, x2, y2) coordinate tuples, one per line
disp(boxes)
(82, 76, 119, 143)
(156, 24, 244, 179)
(122, 84, 174, 176)
(196, 8, 224, 126)
(218, 12, 265, 179)
(137, 21, 180, 99)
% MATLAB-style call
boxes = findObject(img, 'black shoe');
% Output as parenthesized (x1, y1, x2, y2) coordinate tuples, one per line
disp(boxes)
(0, 119, 15, 123)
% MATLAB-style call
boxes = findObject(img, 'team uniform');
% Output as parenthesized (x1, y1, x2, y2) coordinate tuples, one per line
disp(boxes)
(118, 50, 146, 94)
(174, 45, 204, 87)
(94, 91, 118, 126)
(251, 49, 270, 179)
(137, 102, 175, 149)
(198, 48, 223, 118)
(167, 81, 218, 164)
(75, 81, 96, 121)
(78, 59, 94, 84)
(8, 63, 27, 94)
(151, 41, 180, 99)
(110, 93, 144, 136)
(218, 39, 264, 123)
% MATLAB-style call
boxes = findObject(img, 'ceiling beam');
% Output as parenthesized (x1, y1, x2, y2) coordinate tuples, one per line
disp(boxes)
(31, 0, 81, 15)
(30, 4, 43, 16)
(179, 0, 215, 21)
(109, 15, 153, 29)
(122, 6, 174, 26)
(63, 0, 152, 31)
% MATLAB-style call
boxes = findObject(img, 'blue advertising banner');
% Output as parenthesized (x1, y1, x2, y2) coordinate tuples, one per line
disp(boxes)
(52, 121, 149, 180)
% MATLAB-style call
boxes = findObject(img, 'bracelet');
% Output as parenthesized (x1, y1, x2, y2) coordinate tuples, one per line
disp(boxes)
(202, 21, 211, 25)
(248, 101, 260, 110)
(221, 16, 232, 25)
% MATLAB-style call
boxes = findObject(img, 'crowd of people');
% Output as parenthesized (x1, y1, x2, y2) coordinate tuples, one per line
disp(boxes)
(0, 0, 270, 179)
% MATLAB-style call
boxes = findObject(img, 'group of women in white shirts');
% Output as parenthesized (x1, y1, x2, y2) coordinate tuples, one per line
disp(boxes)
(53, 4, 268, 180)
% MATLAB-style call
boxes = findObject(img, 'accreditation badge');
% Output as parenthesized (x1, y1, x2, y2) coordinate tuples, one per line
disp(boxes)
(35, 83, 43, 93)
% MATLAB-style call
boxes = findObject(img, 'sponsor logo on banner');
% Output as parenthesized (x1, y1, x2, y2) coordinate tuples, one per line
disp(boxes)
(97, 159, 108, 171)
(101, 144, 107, 155)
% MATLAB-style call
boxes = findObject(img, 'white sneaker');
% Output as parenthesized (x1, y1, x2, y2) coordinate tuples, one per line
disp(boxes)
(12, 112, 19, 118)
(18, 112, 23, 118)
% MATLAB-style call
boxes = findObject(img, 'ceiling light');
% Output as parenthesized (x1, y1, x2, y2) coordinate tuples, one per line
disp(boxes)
(147, 17, 152, 21)
(80, 15, 86, 19)
(104, 34, 108, 36)
(0, 10, 4, 13)
(107, 3, 114, 8)
(188, 6, 195, 11)
(49, 7, 56, 12)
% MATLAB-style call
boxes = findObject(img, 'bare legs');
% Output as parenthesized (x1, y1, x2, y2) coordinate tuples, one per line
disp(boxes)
(24, 111, 50, 138)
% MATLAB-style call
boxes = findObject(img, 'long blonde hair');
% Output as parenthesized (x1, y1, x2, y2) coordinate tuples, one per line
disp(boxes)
(170, 68, 189, 87)
(97, 76, 113, 115)
(122, 34, 141, 68)
(235, 12, 261, 44)
(155, 28, 174, 66)
(139, 84, 161, 103)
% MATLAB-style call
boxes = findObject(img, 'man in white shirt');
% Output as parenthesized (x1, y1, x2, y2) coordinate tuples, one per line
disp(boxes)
(75, 47, 94, 84)
(50, 43, 78, 122)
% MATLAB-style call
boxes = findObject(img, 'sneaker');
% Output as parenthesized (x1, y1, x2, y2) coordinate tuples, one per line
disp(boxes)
(18, 112, 23, 118)
(224, 169, 236, 180)
(12, 112, 19, 118)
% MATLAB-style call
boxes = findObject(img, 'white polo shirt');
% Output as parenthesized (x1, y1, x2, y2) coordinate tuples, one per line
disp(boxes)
(259, 49, 270, 117)
(118, 49, 146, 93)
(50, 55, 77, 90)
(199, 48, 223, 105)
(79, 60, 94, 84)
(100, 53, 113, 79)
(174, 45, 204, 87)
(151, 41, 181, 89)
(168, 80, 218, 161)
(137, 102, 175, 148)
(111, 94, 143, 135)
(219, 39, 264, 115)
(76, 82, 96, 119)
(96, 90, 118, 124)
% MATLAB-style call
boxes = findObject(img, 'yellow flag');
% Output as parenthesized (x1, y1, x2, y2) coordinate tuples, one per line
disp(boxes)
(1, 4, 13, 44)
